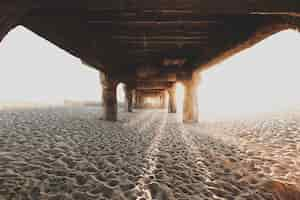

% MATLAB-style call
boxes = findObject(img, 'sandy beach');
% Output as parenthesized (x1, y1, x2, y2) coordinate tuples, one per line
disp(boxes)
(0, 106, 299, 199)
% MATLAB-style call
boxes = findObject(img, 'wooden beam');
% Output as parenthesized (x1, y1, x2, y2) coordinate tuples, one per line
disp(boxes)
(88, 1, 300, 14)
(0, 1, 33, 43)
(136, 89, 165, 94)
(136, 81, 172, 90)
(112, 35, 209, 41)
(137, 73, 176, 82)
(197, 19, 290, 72)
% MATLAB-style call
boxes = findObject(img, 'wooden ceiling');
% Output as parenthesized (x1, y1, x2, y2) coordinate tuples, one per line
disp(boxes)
(1, 1, 300, 83)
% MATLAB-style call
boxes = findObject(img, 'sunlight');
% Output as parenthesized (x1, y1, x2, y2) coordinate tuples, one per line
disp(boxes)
(0, 26, 100, 104)
(117, 83, 126, 103)
(199, 29, 300, 120)
(144, 97, 161, 106)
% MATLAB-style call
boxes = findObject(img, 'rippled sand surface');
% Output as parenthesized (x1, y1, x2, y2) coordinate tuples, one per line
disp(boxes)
(0, 106, 299, 200)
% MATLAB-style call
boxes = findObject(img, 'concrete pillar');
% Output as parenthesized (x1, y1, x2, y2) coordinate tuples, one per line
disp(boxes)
(100, 73, 118, 121)
(125, 86, 134, 112)
(168, 83, 177, 113)
(182, 72, 200, 123)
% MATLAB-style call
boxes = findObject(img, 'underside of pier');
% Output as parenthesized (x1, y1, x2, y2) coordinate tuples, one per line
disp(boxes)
(1, 1, 300, 122)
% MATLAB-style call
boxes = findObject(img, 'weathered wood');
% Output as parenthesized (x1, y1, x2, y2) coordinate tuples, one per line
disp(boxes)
(101, 73, 118, 121)
(1, 2, 300, 113)
(125, 85, 134, 112)
(0, 1, 33, 43)
(136, 81, 172, 90)
(88, 0, 300, 14)
(160, 91, 167, 109)
(2, 2, 297, 75)
(196, 19, 290, 72)
(168, 83, 177, 113)
(137, 73, 176, 82)
(183, 72, 200, 123)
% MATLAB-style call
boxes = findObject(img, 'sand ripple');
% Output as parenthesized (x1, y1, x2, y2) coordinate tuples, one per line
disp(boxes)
(0, 107, 299, 199)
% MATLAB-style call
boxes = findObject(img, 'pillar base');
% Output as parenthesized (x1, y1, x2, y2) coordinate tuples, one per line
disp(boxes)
(168, 83, 177, 113)
(183, 72, 200, 123)
(125, 86, 134, 112)
(100, 73, 118, 121)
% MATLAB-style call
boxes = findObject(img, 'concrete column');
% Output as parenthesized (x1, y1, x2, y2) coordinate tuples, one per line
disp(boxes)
(100, 73, 118, 121)
(183, 72, 200, 123)
(125, 86, 134, 112)
(168, 83, 177, 113)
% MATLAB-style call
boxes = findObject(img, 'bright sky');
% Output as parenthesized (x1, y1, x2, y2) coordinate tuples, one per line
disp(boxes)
(0, 26, 300, 118)
(198, 29, 300, 119)
(0, 26, 101, 104)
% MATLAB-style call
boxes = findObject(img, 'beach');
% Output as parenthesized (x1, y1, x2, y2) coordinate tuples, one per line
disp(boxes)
(0, 106, 299, 199)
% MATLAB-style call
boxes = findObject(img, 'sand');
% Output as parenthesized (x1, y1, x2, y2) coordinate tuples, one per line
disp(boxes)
(0, 106, 299, 199)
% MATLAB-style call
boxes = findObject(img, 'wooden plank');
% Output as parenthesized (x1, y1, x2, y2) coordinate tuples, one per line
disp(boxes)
(88, 0, 300, 14)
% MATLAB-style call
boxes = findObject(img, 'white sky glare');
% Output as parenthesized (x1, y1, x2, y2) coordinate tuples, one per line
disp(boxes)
(199, 29, 300, 119)
(0, 26, 101, 104)
(0, 26, 300, 118)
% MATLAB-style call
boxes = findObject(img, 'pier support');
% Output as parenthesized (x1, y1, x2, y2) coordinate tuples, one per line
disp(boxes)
(100, 73, 118, 121)
(164, 90, 168, 109)
(183, 72, 200, 123)
(168, 83, 177, 113)
(125, 86, 134, 112)
(135, 92, 141, 108)
(132, 89, 136, 109)
(160, 93, 166, 109)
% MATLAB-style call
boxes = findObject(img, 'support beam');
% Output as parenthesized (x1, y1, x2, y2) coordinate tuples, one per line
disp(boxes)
(134, 90, 138, 108)
(87, 1, 300, 14)
(125, 85, 134, 112)
(0, 2, 32, 44)
(161, 91, 168, 109)
(136, 81, 171, 90)
(168, 83, 177, 113)
(164, 90, 168, 109)
(183, 72, 200, 123)
(132, 89, 136, 109)
(135, 91, 142, 109)
(159, 94, 164, 108)
(100, 73, 118, 121)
